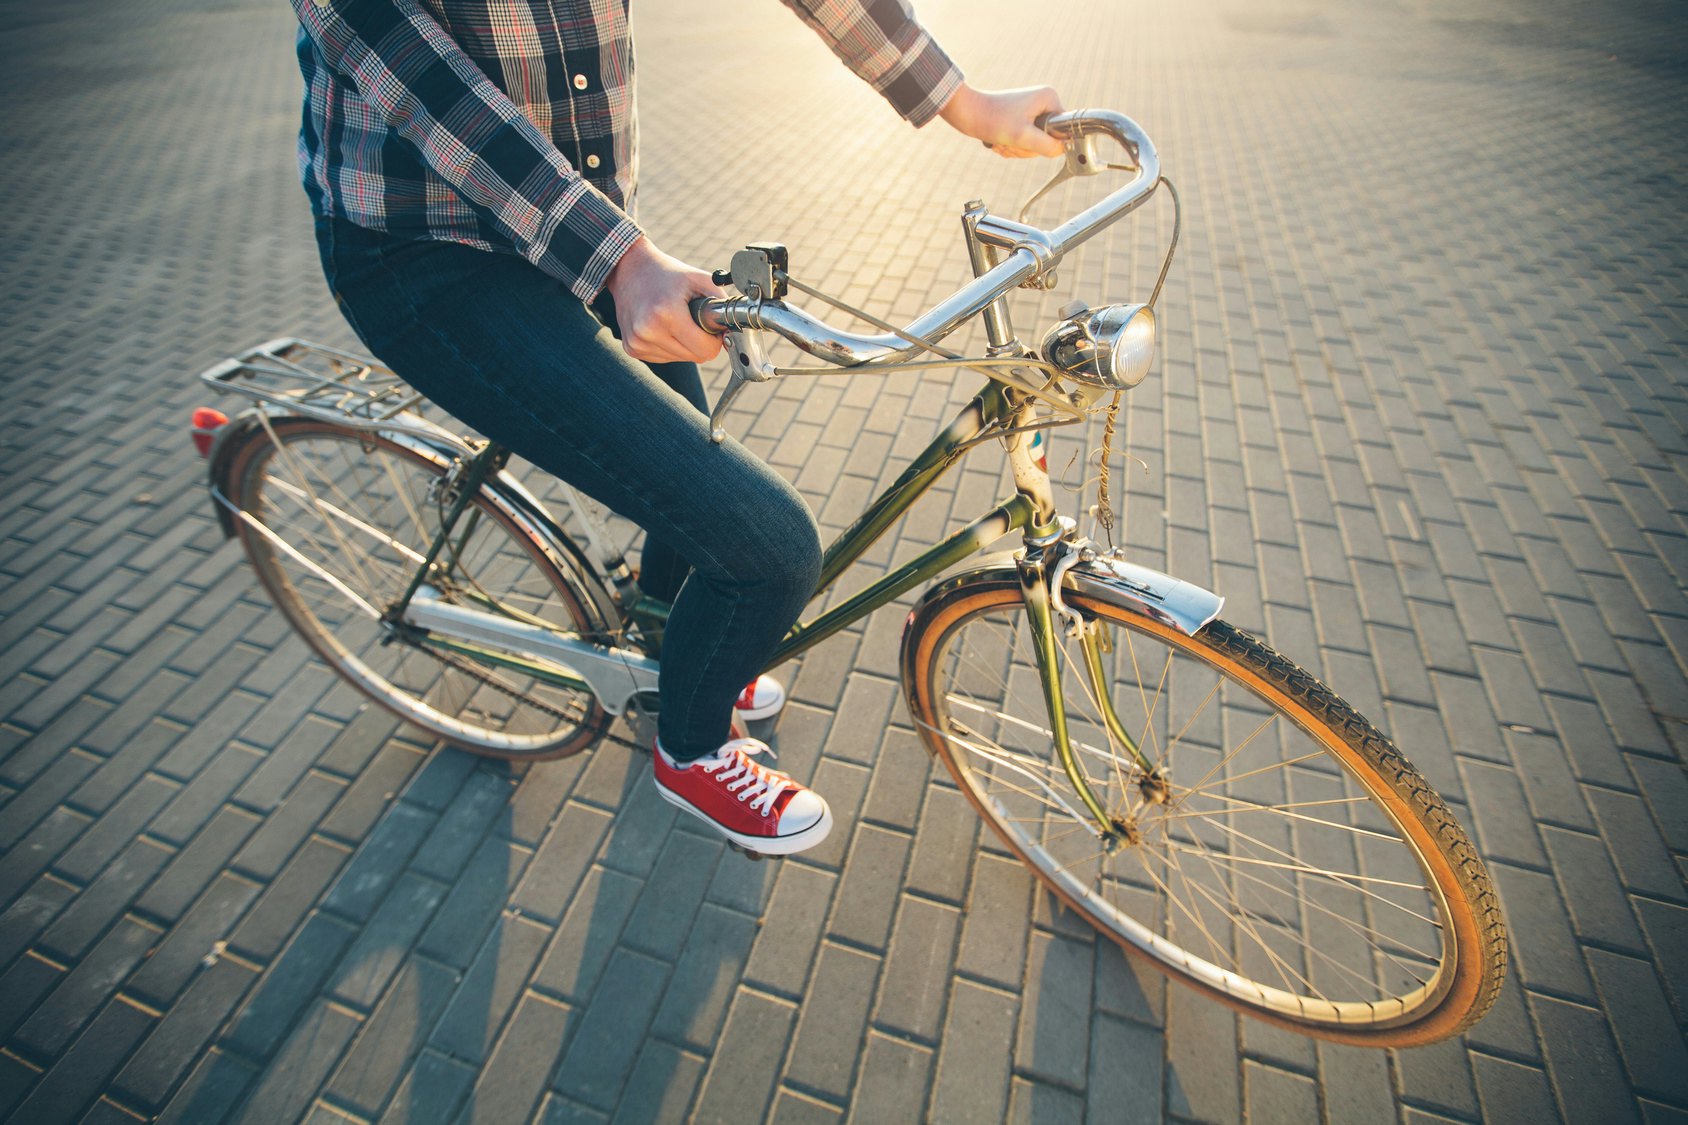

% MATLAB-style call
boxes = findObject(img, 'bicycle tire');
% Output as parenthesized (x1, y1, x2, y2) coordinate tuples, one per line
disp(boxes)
(223, 416, 612, 759)
(901, 573, 1506, 1046)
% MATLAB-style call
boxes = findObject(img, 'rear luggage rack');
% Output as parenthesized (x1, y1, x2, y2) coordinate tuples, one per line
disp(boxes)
(197, 338, 432, 429)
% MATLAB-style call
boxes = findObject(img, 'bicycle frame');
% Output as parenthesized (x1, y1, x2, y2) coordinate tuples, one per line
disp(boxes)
(392, 364, 1162, 835)
(395, 375, 1040, 670)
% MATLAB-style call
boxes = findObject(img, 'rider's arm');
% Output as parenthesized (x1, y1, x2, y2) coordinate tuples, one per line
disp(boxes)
(777, 0, 965, 127)
(291, 0, 640, 302)
(779, 2, 1063, 157)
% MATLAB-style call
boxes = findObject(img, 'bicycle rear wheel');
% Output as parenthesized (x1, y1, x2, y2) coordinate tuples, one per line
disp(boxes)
(902, 574, 1506, 1046)
(223, 416, 611, 758)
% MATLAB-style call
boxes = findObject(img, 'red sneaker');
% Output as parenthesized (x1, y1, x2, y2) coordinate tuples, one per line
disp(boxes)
(734, 674, 787, 722)
(652, 738, 832, 855)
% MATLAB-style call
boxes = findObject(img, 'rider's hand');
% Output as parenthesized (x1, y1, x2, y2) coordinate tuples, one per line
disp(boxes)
(938, 83, 1065, 159)
(604, 237, 724, 365)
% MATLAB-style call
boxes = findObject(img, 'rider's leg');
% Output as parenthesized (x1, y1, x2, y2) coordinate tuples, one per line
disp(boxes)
(315, 219, 822, 762)
(587, 294, 704, 606)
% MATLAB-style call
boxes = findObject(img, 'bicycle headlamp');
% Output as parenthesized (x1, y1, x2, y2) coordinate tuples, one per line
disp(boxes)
(1040, 303, 1156, 391)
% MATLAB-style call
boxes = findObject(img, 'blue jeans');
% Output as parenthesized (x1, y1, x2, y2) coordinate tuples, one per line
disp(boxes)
(315, 218, 822, 760)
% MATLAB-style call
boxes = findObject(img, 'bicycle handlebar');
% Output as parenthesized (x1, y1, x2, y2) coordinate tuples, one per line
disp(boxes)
(692, 109, 1159, 367)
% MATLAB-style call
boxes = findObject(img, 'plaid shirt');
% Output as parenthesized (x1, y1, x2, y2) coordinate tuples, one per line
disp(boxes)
(292, 0, 963, 301)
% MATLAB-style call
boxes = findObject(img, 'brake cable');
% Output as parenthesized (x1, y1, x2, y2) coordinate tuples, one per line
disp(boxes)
(1093, 176, 1181, 550)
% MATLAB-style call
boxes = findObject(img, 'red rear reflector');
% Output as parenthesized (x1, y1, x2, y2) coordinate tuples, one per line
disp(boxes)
(192, 407, 229, 457)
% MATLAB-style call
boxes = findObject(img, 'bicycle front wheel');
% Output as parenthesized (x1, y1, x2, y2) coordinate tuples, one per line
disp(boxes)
(902, 574, 1506, 1046)
(224, 417, 612, 758)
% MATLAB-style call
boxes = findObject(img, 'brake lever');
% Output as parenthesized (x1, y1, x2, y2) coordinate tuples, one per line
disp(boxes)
(1015, 113, 1139, 223)
(708, 328, 777, 443)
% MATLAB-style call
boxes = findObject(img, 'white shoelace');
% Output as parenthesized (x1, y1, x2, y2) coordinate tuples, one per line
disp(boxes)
(698, 738, 790, 816)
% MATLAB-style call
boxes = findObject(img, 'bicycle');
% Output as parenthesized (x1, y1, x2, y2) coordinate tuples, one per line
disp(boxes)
(192, 110, 1506, 1047)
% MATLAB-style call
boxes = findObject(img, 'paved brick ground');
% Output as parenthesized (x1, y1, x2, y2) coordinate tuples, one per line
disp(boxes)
(1, 0, 1685, 1121)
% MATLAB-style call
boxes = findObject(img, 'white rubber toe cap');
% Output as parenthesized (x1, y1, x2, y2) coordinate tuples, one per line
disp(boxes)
(779, 789, 829, 836)
(734, 674, 788, 722)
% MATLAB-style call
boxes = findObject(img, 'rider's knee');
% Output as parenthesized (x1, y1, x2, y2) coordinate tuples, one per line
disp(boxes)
(732, 478, 821, 598)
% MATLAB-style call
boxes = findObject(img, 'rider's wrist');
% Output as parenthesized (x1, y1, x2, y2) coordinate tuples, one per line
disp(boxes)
(605, 235, 656, 297)
(937, 82, 981, 133)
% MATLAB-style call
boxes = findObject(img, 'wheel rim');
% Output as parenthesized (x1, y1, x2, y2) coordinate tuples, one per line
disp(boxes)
(919, 589, 1462, 1031)
(236, 425, 602, 754)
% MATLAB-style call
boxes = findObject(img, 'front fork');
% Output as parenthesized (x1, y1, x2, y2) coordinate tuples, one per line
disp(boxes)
(1014, 540, 1164, 842)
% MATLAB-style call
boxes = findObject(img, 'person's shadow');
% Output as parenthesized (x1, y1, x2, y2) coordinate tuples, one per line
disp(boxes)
(153, 699, 760, 1122)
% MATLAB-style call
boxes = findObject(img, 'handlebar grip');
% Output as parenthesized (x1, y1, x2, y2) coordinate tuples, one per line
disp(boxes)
(689, 296, 728, 335)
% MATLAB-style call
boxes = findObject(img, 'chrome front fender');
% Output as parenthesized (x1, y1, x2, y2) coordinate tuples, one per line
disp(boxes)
(915, 549, 1224, 637)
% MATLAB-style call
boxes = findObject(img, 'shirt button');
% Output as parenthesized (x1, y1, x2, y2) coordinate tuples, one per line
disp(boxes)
(572, 74, 588, 90)
(585, 154, 601, 169)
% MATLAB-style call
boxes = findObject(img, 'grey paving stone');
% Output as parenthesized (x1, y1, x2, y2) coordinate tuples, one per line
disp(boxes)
(1456, 759, 1548, 870)
(1541, 827, 1646, 954)
(235, 998, 361, 1125)
(416, 836, 533, 969)
(553, 947, 672, 1111)
(510, 802, 615, 924)
(232, 713, 339, 811)
(326, 870, 447, 1011)
(136, 805, 261, 923)
(902, 786, 976, 906)
(380, 1049, 476, 1125)
(322, 954, 460, 1117)
(228, 835, 352, 962)
(1507, 728, 1595, 832)
(428, 915, 552, 1065)
(14, 913, 159, 1059)
(873, 895, 959, 1043)
(316, 741, 426, 843)
(1585, 788, 1688, 904)
(609, 1042, 706, 1125)
(532, 865, 643, 1004)
(1015, 930, 1093, 1090)
(928, 979, 1016, 1125)
(1586, 949, 1688, 1106)
(619, 831, 723, 961)
(319, 801, 437, 924)
(649, 902, 758, 1053)
(1533, 993, 1644, 1125)
(786, 941, 880, 1098)
(147, 742, 264, 847)
(744, 861, 837, 999)
(1083, 1013, 1163, 1123)
(38, 835, 173, 961)
(1242, 1059, 1318, 1125)
(954, 852, 1033, 991)
(408, 767, 517, 882)
(228, 770, 345, 882)
(1164, 982, 1239, 1123)
(691, 988, 796, 1124)
(0, 807, 91, 912)
(0, 952, 62, 1046)
(0, 876, 76, 974)
(113, 957, 260, 1112)
(825, 824, 910, 952)
(848, 1031, 933, 1125)
(1473, 1055, 1560, 1125)
(223, 911, 358, 1060)
(8, 997, 153, 1125)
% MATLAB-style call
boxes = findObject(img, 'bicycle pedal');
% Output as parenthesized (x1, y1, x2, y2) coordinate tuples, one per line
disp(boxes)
(725, 840, 769, 861)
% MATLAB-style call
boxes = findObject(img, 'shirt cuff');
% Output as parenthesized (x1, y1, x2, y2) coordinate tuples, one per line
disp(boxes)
(880, 35, 965, 128)
(536, 184, 644, 303)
